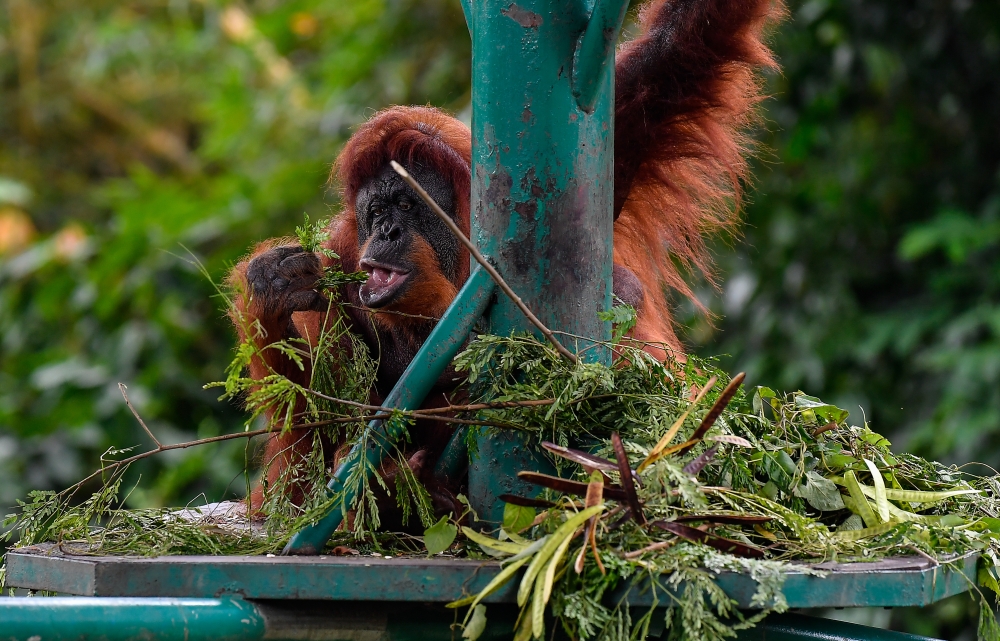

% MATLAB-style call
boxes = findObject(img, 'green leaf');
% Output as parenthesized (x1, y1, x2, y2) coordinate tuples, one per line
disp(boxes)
(462, 526, 524, 555)
(793, 395, 849, 424)
(424, 516, 458, 556)
(831, 521, 899, 542)
(980, 595, 1000, 641)
(598, 305, 637, 344)
(752, 387, 776, 414)
(532, 560, 547, 640)
(516, 505, 603, 607)
(463, 605, 487, 641)
(844, 471, 879, 528)
(503, 502, 537, 533)
(838, 514, 865, 531)
(793, 471, 846, 511)
(881, 486, 979, 504)
(541, 523, 576, 606)
(824, 453, 859, 470)
(756, 450, 795, 492)
(860, 429, 892, 450)
(863, 459, 891, 523)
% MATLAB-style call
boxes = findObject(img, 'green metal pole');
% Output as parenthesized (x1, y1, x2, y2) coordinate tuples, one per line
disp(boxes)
(0, 598, 264, 641)
(736, 612, 943, 641)
(467, 0, 628, 526)
(285, 265, 495, 554)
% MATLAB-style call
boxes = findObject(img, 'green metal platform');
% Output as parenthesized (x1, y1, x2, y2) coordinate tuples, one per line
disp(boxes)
(6, 544, 978, 610)
(4, 546, 971, 640)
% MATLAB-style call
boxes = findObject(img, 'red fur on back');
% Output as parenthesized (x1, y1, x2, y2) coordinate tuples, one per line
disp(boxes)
(613, 0, 785, 346)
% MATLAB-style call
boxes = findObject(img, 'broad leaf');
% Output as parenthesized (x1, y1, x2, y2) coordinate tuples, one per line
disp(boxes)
(424, 516, 457, 556)
(793, 471, 846, 511)
(463, 605, 487, 641)
(503, 502, 537, 533)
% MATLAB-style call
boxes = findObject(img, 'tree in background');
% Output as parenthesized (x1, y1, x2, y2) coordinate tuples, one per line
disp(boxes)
(684, 0, 1000, 466)
(0, 0, 471, 508)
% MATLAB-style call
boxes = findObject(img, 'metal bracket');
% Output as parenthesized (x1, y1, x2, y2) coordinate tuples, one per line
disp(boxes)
(572, 0, 631, 112)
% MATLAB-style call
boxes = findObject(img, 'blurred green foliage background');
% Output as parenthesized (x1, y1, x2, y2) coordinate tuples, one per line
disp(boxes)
(0, 0, 997, 635)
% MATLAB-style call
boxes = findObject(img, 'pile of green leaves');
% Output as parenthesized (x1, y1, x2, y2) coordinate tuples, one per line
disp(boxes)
(444, 330, 1000, 641)
(5, 303, 1000, 640)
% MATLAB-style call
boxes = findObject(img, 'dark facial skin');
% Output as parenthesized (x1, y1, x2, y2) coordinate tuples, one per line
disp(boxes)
(354, 163, 458, 308)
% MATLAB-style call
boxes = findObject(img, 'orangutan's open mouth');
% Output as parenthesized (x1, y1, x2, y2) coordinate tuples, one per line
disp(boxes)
(359, 259, 411, 308)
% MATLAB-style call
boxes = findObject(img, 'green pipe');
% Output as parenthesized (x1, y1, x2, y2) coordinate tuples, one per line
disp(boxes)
(0, 598, 263, 641)
(736, 612, 942, 641)
(284, 265, 496, 555)
(432, 425, 469, 486)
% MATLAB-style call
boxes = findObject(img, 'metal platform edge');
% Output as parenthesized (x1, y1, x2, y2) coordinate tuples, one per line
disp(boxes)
(4, 545, 978, 609)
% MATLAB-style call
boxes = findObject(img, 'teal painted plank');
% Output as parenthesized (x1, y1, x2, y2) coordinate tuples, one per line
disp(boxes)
(285, 266, 496, 555)
(7, 546, 976, 609)
(6, 546, 517, 603)
(620, 553, 979, 609)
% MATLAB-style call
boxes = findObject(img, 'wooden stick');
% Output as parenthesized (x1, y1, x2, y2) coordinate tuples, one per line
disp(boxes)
(390, 160, 578, 365)
(119, 383, 161, 448)
(623, 539, 677, 559)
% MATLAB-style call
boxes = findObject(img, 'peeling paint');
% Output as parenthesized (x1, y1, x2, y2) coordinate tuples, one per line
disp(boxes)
(501, 3, 543, 28)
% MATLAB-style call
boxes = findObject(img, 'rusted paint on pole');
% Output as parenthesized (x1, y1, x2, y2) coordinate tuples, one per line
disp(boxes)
(467, 0, 627, 525)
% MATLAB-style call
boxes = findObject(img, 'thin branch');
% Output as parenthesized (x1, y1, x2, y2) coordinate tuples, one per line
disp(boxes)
(342, 303, 443, 323)
(69, 398, 549, 498)
(412, 398, 558, 415)
(390, 160, 578, 365)
(301, 388, 389, 412)
(906, 545, 940, 567)
(66, 426, 282, 496)
(70, 385, 618, 499)
(296, 394, 618, 420)
(300, 389, 603, 416)
(623, 539, 678, 559)
(119, 383, 161, 448)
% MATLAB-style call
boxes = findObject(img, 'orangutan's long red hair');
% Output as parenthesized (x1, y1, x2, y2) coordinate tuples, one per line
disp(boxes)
(612, 0, 785, 350)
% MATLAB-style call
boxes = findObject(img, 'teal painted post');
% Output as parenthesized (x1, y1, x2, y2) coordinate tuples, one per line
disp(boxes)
(0, 598, 264, 641)
(285, 266, 496, 554)
(466, 0, 628, 525)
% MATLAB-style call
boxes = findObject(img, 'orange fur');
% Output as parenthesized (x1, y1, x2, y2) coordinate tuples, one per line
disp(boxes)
(613, 0, 785, 347)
